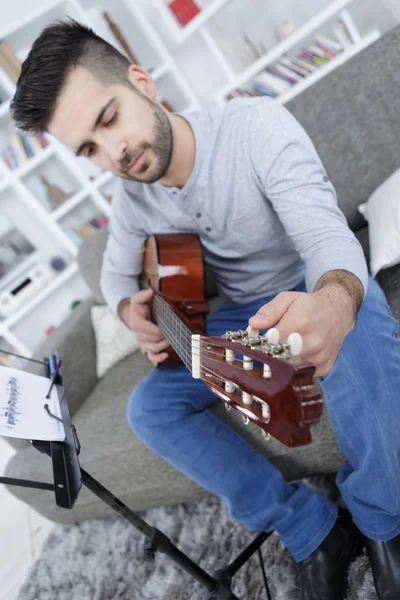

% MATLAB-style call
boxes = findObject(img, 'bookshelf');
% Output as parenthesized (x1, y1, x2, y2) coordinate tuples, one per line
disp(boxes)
(212, 0, 392, 103)
(0, 0, 397, 364)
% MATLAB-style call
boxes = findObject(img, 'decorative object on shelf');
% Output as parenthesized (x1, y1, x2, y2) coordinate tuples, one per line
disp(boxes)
(103, 12, 140, 65)
(280, 19, 296, 39)
(0, 263, 53, 319)
(45, 324, 56, 336)
(0, 216, 35, 280)
(0, 40, 21, 83)
(40, 176, 72, 210)
(70, 299, 81, 311)
(169, 0, 200, 26)
(50, 256, 67, 272)
(242, 34, 263, 60)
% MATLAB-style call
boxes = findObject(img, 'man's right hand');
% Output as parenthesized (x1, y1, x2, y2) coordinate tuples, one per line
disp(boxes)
(119, 289, 169, 364)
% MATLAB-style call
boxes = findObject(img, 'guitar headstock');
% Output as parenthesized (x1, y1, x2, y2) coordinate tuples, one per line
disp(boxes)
(192, 327, 323, 447)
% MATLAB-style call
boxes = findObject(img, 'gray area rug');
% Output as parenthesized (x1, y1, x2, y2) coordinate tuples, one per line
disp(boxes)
(19, 477, 378, 600)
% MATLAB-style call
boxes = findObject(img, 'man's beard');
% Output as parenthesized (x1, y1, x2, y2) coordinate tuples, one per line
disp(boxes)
(120, 98, 173, 184)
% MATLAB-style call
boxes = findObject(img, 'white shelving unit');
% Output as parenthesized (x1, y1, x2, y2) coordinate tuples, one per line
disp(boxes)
(151, 0, 231, 43)
(0, 0, 200, 362)
(0, 0, 397, 363)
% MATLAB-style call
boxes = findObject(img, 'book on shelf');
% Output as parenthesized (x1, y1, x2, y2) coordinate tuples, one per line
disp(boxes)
(0, 40, 21, 83)
(252, 71, 290, 98)
(229, 10, 362, 101)
(63, 216, 109, 245)
(1, 132, 49, 170)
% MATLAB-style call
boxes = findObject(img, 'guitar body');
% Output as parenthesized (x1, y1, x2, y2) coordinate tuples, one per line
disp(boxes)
(143, 233, 210, 364)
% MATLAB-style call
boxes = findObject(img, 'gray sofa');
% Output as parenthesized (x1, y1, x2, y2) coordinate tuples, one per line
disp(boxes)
(4, 26, 400, 524)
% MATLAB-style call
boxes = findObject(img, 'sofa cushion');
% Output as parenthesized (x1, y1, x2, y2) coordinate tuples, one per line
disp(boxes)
(358, 168, 400, 276)
(287, 26, 400, 232)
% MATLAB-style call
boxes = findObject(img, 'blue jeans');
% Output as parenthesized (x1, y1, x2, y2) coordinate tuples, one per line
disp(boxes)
(126, 275, 400, 562)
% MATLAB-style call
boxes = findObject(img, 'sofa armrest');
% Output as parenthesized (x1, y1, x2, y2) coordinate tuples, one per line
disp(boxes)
(25, 298, 99, 416)
(377, 263, 400, 325)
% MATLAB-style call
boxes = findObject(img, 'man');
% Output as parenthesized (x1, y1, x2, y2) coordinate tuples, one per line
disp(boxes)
(11, 20, 400, 599)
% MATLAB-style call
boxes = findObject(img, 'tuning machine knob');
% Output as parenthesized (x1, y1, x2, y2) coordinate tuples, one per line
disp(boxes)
(287, 332, 303, 356)
(264, 328, 280, 344)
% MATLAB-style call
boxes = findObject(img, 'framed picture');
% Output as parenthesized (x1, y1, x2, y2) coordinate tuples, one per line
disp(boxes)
(0, 216, 35, 280)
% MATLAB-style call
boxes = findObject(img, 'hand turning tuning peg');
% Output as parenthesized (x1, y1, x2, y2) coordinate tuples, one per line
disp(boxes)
(246, 325, 259, 338)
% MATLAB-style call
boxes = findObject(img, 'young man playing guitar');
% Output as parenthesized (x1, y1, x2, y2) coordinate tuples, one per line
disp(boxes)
(12, 20, 400, 599)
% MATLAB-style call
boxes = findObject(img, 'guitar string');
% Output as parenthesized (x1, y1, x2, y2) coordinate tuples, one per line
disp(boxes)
(152, 309, 273, 373)
(152, 293, 279, 369)
(154, 294, 277, 364)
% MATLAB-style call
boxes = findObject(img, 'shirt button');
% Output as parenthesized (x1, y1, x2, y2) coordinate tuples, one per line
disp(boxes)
(205, 227, 212, 232)
(196, 212, 202, 218)
(323, 175, 329, 182)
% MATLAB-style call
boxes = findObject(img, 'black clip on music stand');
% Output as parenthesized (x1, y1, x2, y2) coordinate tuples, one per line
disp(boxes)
(0, 350, 273, 600)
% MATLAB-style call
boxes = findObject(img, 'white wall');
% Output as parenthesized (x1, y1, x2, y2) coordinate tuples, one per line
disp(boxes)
(0, 0, 42, 30)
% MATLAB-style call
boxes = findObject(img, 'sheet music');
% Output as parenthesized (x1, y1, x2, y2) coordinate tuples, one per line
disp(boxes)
(0, 366, 65, 441)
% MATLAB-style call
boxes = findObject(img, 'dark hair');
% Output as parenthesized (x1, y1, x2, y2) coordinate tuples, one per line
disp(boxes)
(11, 19, 131, 133)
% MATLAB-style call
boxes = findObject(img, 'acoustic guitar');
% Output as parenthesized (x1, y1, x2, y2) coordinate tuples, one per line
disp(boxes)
(143, 233, 323, 448)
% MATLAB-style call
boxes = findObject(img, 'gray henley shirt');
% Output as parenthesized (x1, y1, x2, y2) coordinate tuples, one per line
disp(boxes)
(100, 97, 368, 315)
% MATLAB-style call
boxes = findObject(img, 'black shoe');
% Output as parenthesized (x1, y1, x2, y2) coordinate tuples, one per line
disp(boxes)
(299, 509, 365, 600)
(366, 533, 400, 599)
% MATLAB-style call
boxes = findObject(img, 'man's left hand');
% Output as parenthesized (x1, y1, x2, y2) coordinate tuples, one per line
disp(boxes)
(248, 285, 358, 377)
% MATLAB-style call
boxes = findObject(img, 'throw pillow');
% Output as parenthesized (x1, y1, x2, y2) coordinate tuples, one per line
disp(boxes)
(358, 168, 400, 277)
(91, 305, 140, 378)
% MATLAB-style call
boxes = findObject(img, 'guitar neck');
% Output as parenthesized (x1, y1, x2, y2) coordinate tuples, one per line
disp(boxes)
(151, 292, 194, 369)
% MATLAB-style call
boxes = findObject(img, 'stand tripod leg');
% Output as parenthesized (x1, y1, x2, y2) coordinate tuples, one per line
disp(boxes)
(80, 469, 218, 594)
(80, 469, 272, 600)
(202, 532, 272, 600)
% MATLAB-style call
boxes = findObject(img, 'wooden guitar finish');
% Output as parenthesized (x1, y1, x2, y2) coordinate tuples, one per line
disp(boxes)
(143, 233, 323, 447)
(143, 233, 209, 363)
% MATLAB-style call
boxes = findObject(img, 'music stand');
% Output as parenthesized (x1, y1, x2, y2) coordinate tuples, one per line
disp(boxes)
(0, 350, 273, 600)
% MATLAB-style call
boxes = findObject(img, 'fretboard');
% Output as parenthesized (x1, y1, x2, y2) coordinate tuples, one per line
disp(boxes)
(151, 293, 193, 370)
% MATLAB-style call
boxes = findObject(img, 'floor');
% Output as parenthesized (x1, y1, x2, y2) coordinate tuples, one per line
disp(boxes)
(0, 436, 55, 600)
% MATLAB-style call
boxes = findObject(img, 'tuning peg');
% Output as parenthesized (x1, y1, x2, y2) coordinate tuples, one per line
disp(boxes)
(246, 325, 259, 338)
(264, 328, 280, 344)
(243, 355, 254, 370)
(225, 381, 235, 393)
(242, 415, 250, 425)
(261, 403, 271, 422)
(263, 363, 271, 379)
(287, 332, 303, 356)
(262, 430, 270, 441)
(225, 349, 235, 363)
(224, 402, 231, 411)
(242, 391, 253, 405)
